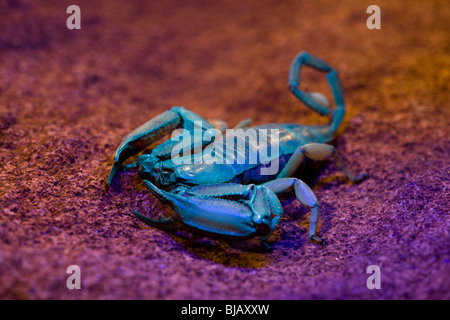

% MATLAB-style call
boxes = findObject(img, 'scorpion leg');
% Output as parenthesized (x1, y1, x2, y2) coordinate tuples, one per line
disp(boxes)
(206, 117, 252, 133)
(233, 118, 252, 129)
(261, 178, 325, 245)
(278, 143, 368, 183)
(208, 119, 228, 133)
(107, 107, 214, 186)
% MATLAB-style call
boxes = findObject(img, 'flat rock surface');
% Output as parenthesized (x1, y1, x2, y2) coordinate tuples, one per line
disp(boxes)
(0, 0, 448, 299)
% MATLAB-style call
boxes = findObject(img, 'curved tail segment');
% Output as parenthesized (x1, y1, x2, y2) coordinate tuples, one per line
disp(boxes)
(288, 51, 346, 134)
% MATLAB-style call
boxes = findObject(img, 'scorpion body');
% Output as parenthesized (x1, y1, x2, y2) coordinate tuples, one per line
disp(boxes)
(107, 51, 367, 250)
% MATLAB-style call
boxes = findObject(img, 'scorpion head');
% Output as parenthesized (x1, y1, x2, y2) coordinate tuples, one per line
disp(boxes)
(135, 154, 161, 183)
(135, 154, 178, 187)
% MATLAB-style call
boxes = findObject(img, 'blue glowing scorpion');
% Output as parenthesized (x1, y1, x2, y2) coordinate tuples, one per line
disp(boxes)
(107, 51, 367, 250)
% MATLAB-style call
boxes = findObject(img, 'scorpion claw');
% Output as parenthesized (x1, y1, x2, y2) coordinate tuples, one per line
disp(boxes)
(134, 210, 177, 230)
(107, 107, 215, 187)
(141, 181, 283, 241)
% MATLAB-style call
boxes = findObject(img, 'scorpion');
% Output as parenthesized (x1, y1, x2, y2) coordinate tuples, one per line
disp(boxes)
(107, 51, 367, 250)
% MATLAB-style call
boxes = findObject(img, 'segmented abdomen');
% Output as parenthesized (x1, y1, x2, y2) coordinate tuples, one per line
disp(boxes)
(229, 123, 331, 185)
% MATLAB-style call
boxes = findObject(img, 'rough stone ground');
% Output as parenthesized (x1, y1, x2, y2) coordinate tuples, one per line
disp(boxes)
(0, 0, 448, 299)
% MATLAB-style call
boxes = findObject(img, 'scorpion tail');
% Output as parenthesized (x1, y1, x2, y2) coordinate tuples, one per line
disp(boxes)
(289, 51, 346, 134)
